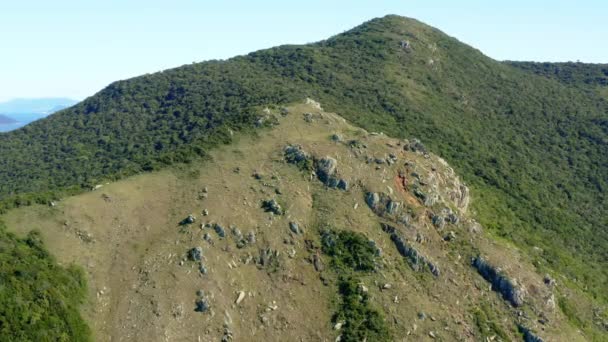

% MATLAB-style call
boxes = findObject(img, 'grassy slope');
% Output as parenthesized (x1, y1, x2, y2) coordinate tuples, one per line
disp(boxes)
(0, 14, 607, 336)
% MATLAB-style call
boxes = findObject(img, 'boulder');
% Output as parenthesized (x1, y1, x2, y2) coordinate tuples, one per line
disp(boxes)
(247, 231, 256, 244)
(214, 224, 226, 238)
(181, 214, 196, 225)
(366, 192, 380, 208)
(432, 215, 445, 229)
(195, 298, 210, 313)
(316, 157, 338, 183)
(188, 247, 203, 261)
(337, 179, 349, 190)
(313, 254, 324, 272)
(199, 264, 208, 274)
(289, 222, 301, 235)
(446, 213, 459, 224)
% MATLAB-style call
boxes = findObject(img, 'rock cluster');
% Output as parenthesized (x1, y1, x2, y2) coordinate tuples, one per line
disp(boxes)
(365, 192, 403, 218)
(262, 199, 283, 215)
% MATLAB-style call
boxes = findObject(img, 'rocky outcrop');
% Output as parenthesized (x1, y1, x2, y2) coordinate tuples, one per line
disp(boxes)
(472, 257, 525, 307)
(403, 138, 427, 154)
(284, 145, 311, 170)
(365, 192, 403, 218)
(381, 223, 440, 276)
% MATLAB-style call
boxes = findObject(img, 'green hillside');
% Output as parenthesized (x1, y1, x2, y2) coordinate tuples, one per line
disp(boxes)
(1, 15, 607, 338)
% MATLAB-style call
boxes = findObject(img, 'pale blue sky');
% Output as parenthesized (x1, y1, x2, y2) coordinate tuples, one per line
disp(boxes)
(1, 0, 606, 101)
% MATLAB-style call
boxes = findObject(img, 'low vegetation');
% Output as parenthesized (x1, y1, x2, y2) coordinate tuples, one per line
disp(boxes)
(320, 229, 389, 342)
(0, 224, 90, 341)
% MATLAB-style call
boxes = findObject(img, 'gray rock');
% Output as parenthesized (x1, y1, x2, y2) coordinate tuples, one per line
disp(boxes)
(181, 214, 196, 225)
(195, 298, 210, 313)
(203, 233, 212, 242)
(199, 264, 208, 274)
(289, 222, 301, 235)
(313, 254, 324, 272)
(446, 213, 459, 224)
(189, 247, 203, 261)
(432, 215, 445, 229)
(316, 157, 338, 184)
(331, 133, 342, 142)
(366, 192, 380, 208)
(337, 179, 349, 190)
(247, 231, 256, 244)
(518, 325, 544, 342)
(214, 224, 226, 238)
(386, 200, 401, 215)
(231, 226, 242, 239)
(326, 177, 340, 188)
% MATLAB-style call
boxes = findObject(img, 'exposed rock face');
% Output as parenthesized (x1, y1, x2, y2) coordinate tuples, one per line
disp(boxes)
(305, 98, 322, 110)
(381, 224, 440, 276)
(472, 257, 525, 307)
(365, 192, 402, 218)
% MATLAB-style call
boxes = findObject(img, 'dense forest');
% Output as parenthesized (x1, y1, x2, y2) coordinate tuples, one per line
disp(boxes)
(0, 15, 607, 338)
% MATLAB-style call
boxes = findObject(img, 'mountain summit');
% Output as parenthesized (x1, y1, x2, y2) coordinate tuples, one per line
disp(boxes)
(0, 15, 606, 341)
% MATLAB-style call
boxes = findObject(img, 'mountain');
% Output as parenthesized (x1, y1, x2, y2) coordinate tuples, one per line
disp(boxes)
(0, 15, 607, 341)
(0, 114, 17, 124)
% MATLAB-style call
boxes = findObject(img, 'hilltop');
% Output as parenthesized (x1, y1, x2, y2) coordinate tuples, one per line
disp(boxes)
(0, 15, 607, 340)
(2, 101, 586, 341)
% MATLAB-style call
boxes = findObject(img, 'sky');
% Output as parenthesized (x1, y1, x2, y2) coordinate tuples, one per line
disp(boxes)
(1, 0, 606, 102)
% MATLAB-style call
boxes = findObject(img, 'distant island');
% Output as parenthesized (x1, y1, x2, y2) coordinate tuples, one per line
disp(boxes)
(0, 97, 78, 132)
(0, 114, 17, 124)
